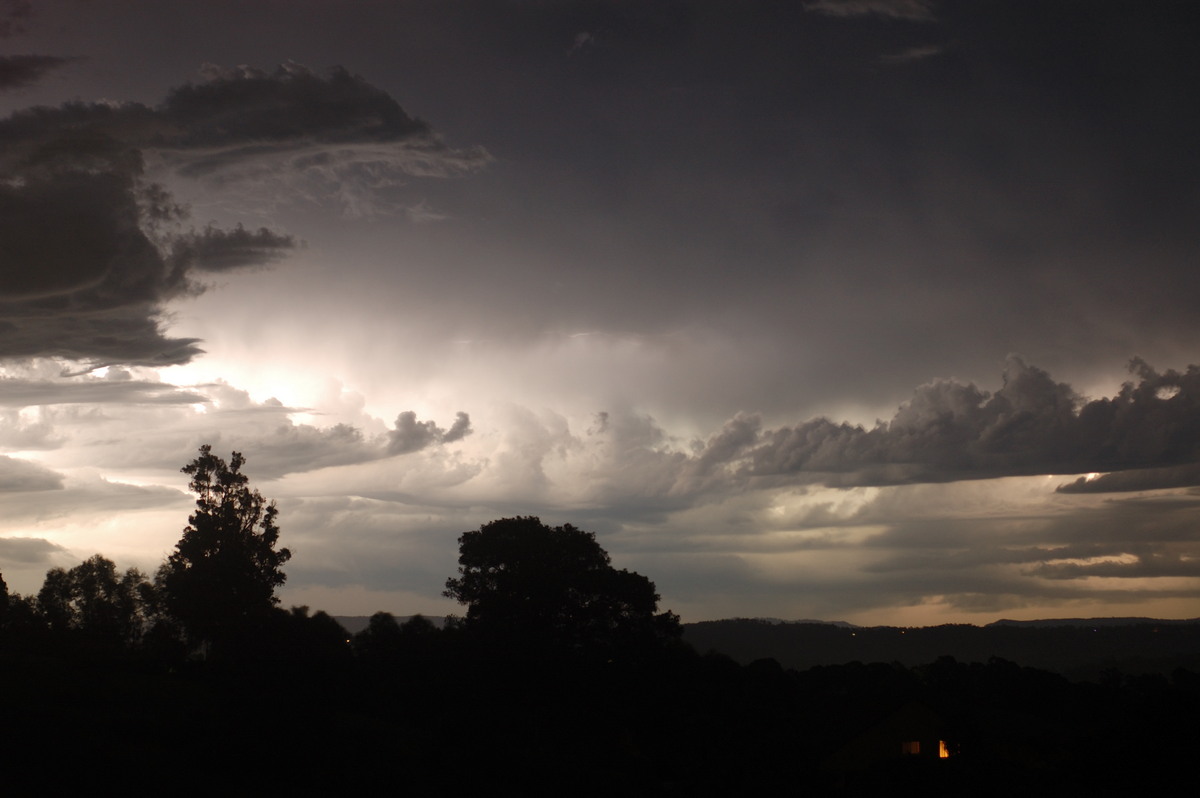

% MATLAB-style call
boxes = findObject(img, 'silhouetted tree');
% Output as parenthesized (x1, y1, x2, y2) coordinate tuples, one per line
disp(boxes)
(159, 445, 291, 654)
(353, 610, 404, 663)
(0, 575, 39, 652)
(32, 555, 153, 651)
(444, 516, 680, 658)
(0, 569, 10, 642)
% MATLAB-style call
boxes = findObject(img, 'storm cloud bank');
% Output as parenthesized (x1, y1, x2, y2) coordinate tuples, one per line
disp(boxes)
(687, 358, 1200, 489)
(0, 63, 487, 367)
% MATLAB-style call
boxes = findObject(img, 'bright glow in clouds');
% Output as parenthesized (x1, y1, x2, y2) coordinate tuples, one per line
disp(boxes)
(3, 1, 1200, 625)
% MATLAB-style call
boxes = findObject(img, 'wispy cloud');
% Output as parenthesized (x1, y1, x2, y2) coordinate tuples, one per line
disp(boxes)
(879, 44, 944, 64)
(805, 0, 936, 22)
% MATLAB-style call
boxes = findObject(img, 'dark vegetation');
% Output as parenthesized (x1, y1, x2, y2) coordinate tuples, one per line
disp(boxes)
(2, 447, 1198, 793)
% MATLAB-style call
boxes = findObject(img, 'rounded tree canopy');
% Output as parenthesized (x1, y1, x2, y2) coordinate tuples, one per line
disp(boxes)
(444, 516, 679, 656)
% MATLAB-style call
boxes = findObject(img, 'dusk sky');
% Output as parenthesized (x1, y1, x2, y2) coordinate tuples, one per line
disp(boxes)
(3, 0, 1200, 625)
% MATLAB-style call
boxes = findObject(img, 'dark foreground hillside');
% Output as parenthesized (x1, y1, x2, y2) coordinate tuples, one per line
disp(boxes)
(4, 634, 1199, 795)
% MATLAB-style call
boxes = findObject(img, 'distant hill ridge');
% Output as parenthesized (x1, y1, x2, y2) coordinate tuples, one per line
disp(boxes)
(988, 616, 1200, 627)
(682, 617, 1200, 679)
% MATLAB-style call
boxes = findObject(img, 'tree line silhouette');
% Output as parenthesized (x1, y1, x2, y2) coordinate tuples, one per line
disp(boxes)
(2, 446, 1199, 793)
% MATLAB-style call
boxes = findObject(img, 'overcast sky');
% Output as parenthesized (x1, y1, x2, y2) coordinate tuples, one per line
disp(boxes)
(3, 0, 1199, 625)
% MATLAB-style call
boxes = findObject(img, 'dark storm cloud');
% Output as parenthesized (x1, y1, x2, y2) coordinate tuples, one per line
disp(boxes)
(0, 62, 483, 365)
(0, 454, 63, 491)
(0, 55, 74, 90)
(0, 104, 291, 365)
(388, 410, 473, 455)
(678, 413, 761, 490)
(154, 63, 490, 215)
(171, 62, 430, 149)
(168, 224, 295, 273)
(1057, 464, 1200, 494)
(742, 358, 1200, 487)
(395, 0, 1200, 420)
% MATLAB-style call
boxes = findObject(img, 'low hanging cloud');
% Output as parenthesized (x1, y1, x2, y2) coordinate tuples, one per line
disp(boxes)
(696, 357, 1200, 488)
(0, 62, 487, 367)
(1056, 463, 1200, 494)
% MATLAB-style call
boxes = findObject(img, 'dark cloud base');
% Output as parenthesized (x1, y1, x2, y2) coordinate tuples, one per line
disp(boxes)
(0, 55, 74, 90)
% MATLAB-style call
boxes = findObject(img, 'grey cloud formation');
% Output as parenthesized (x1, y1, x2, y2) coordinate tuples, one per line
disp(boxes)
(0, 536, 66, 566)
(0, 371, 481, 480)
(804, 0, 935, 21)
(388, 410, 473, 455)
(0, 471, 186, 525)
(442, 411, 473, 443)
(0, 454, 63, 491)
(0, 55, 74, 90)
(0, 377, 207, 407)
(744, 358, 1200, 487)
(224, 422, 375, 479)
(0, 62, 484, 366)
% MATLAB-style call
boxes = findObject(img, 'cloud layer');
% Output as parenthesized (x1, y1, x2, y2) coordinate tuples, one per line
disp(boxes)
(3, 352, 1199, 622)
